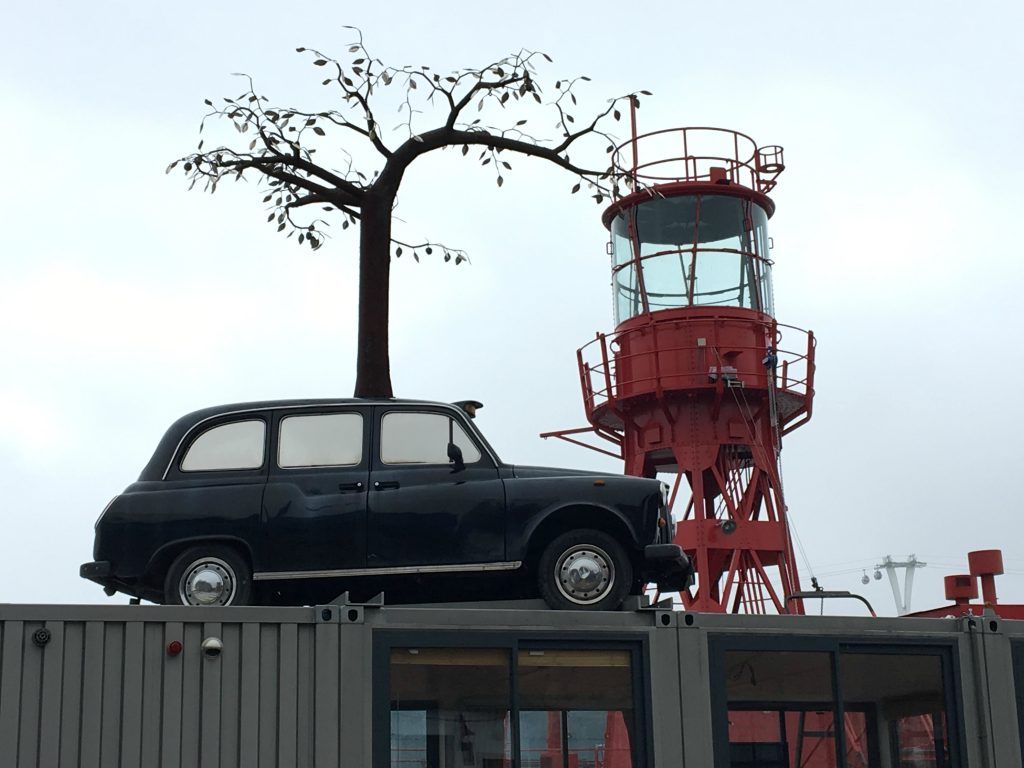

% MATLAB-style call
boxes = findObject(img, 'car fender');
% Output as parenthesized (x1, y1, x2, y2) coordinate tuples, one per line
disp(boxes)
(145, 535, 256, 579)
(516, 500, 641, 562)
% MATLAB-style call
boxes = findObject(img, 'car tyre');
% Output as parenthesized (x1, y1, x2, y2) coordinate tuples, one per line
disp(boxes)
(537, 529, 632, 611)
(163, 545, 252, 607)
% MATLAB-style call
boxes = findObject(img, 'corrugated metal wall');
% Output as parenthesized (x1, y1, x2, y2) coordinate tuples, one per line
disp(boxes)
(0, 614, 324, 768)
(3, 605, 1021, 768)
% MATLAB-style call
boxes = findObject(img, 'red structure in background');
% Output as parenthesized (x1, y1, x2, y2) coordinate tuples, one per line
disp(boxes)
(545, 106, 815, 613)
(911, 549, 1024, 620)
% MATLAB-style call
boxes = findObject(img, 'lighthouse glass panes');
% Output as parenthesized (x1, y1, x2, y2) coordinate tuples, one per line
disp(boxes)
(610, 195, 774, 323)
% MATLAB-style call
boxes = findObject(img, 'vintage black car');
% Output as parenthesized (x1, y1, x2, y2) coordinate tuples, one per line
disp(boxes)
(81, 399, 691, 610)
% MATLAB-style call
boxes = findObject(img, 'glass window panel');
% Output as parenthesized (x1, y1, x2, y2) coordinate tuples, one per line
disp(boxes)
(892, 713, 949, 768)
(691, 251, 751, 309)
(695, 195, 746, 251)
(278, 413, 363, 468)
(451, 420, 482, 464)
(180, 420, 265, 472)
(390, 710, 429, 768)
(753, 205, 774, 316)
(518, 649, 635, 768)
(610, 213, 634, 267)
(728, 709, 838, 768)
(724, 650, 834, 703)
(639, 252, 692, 313)
(720, 647, 957, 768)
(840, 652, 950, 768)
(519, 710, 562, 768)
(390, 648, 511, 768)
(634, 196, 699, 254)
(843, 710, 871, 768)
(724, 650, 837, 768)
(759, 259, 775, 316)
(613, 263, 643, 324)
(381, 412, 481, 465)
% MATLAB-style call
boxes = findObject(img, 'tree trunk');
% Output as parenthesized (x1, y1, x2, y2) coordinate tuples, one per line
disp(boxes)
(353, 195, 394, 398)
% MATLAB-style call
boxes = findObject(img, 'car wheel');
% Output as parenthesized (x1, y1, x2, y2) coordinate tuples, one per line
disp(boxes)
(163, 546, 252, 606)
(537, 529, 632, 611)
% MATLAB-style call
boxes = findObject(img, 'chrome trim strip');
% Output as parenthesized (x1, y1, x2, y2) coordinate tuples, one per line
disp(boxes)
(252, 560, 523, 582)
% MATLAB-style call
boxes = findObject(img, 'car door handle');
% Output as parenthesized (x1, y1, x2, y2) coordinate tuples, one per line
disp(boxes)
(338, 482, 364, 491)
(374, 481, 400, 490)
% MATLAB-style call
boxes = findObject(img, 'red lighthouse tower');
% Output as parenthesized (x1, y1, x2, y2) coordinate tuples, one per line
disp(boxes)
(548, 114, 815, 614)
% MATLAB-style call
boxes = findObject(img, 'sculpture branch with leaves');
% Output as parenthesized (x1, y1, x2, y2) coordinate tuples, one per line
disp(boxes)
(171, 28, 651, 397)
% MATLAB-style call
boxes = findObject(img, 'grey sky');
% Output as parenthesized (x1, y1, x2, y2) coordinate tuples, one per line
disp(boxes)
(2, 1, 1022, 614)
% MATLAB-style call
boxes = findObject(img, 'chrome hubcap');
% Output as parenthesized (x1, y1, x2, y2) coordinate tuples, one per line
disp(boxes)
(180, 558, 235, 606)
(555, 545, 614, 605)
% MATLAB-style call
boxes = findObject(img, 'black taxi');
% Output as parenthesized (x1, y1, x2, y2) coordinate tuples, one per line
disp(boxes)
(81, 399, 691, 609)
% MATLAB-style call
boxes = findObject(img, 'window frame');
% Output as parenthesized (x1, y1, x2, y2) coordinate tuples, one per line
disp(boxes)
(377, 409, 487, 468)
(372, 630, 653, 768)
(177, 417, 268, 474)
(707, 633, 966, 768)
(276, 411, 365, 470)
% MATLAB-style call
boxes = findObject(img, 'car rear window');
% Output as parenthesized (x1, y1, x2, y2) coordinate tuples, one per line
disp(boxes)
(180, 419, 266, 472)
(278, 413, 363, 468)
(380, 412, 482, 465)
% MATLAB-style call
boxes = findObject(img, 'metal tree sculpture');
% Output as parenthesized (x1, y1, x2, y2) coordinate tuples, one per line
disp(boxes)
(171, 29, 648, 397)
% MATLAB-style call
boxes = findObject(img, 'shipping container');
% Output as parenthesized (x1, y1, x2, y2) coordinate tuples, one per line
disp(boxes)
(1, 599, 1021, 767)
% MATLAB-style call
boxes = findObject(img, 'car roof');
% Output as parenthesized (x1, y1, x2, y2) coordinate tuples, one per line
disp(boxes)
(137, 398, 483, 482)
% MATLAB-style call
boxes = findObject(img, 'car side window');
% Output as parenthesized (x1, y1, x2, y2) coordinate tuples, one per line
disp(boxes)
(278, 412, 363, 468)
(180, 419, 266, 472)
(380, 412, 483, 465)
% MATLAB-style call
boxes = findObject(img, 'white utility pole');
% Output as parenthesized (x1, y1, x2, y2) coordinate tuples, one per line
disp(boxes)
(876, 555, 927, 615)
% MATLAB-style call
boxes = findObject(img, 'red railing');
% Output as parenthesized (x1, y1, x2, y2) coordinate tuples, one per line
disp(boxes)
(577, 322, 815, 429)
(612, 126, 784, 196)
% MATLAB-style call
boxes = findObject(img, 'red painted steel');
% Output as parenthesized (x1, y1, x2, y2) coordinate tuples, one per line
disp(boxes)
(546, 115, 815, 614)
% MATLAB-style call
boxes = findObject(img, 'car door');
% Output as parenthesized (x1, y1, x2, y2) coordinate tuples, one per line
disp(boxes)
(261, 406, 370, 574)
(367, 406, 506, 568)
(160, 413, 271, 566)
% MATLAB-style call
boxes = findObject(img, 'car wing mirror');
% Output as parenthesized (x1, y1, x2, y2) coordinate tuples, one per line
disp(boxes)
(447, 442, 465, 472)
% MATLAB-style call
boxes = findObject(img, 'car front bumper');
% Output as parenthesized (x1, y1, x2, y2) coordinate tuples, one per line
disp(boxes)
(641, 544, 694, 591)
